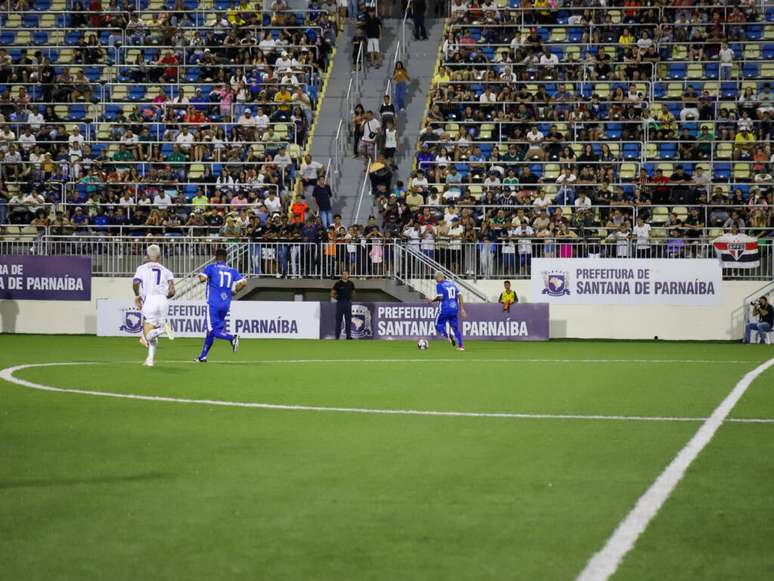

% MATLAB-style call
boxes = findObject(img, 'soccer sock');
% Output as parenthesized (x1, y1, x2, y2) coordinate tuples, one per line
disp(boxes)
(213, 331, 235, 342)
(199, 332, 215, 359)
(147, 338, 158, 361)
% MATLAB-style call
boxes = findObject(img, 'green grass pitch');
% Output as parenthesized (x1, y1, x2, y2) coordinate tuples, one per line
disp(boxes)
(1, 336, 773, 580)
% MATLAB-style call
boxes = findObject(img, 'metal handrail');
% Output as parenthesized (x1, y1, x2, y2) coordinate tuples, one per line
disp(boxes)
(352, 159, 372, 226)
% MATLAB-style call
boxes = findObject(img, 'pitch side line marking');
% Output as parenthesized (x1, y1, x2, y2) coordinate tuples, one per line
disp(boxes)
(161, 358, 757, 365)
(576, 356, 774, 581)
(1, 362, 773, 425)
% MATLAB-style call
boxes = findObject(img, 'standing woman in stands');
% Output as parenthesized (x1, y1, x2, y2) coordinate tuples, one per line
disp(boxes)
(393, 61, 410, 113)
(352, 104, 365, 158)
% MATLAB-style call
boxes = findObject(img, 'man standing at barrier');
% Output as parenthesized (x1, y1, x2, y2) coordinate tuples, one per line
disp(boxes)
(195, 248, 247, 362)
(331, 270, 355, 340)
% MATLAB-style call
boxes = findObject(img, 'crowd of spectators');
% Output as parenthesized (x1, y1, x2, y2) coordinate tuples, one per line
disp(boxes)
(0, 0, 338, 234)
(371, 0, 774, 260)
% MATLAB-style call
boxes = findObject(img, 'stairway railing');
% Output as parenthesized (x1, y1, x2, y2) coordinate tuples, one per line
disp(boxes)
(392, 244, 489, 302)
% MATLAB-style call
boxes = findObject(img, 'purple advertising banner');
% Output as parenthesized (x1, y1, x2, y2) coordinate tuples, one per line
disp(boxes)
(0, 256, 92, 300)
(320, 302, 549, 341)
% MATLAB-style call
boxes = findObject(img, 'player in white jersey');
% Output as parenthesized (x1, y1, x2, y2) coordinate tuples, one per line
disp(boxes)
(132, 244, 176, 367)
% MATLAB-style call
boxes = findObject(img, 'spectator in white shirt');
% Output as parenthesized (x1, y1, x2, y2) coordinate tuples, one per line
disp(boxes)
(17, 127, 36, 151)
(300, 154, 323, 189)
(574, 192, 592, 209)
(525, 127, 545, 160)
(719, 42, 735, 80)
(479, 87, 497, 103)
(153, 190, 173, 208)
(175, 126, 194, 152)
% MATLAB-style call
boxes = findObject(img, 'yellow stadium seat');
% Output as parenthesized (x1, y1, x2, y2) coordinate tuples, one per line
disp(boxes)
(733, 163, 750, 180)
(645, 143, 658, 160)
(744, 45, 760, 60)
(288, 144, 302, 159)
(651, 207, 669, 224)
(550, 28, 567, 43)
(609, 9, 621, 23)
(715, 142, 733, 160)
(5, 13, 20, 26)
(656, 163, 674, 175)
(673, 206, 688, 221)
(188, 164, 205, 179)
(650, 228, 666, 238)
(15, 31, 31, 45)
(687, 64, 703, 79)
(667, 83, 683, 98)
(565, 46, 580, 62)
(671, 46, 688, 60)
(544, 163, 560, 180)
(762, 63, 774, 79)
(468, 184, 483, 199)
(619, 163, 637, 180)
(595, 83, 610, 98)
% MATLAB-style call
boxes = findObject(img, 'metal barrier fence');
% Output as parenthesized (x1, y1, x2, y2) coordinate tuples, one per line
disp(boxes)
(0, 237, 771, 281)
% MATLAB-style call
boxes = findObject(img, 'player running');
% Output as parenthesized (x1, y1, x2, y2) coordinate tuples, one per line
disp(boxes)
(195, 248, 247, 363)
(429, 271, 466, 351)
(132, 244, 176, 367)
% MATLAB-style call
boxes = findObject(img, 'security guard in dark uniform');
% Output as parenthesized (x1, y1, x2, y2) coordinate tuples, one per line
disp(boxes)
(331, 270, 355, 339)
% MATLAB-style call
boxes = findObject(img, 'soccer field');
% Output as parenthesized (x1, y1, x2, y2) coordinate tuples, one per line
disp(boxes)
(1, 336, 773, 581)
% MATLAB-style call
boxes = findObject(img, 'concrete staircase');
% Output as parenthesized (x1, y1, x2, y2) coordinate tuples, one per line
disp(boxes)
(308, 16, 445, 225)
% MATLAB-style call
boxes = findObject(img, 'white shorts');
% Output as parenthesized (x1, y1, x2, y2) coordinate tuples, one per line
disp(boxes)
(142, 295, 169, 326)
(367, 38, 380, 53)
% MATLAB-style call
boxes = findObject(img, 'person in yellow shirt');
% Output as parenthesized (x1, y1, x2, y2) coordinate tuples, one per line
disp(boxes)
(498, 280, 518, 312)
(618, 27, 635, 45)
(273, 85, 293, 116)
(734, 128, 755, 159)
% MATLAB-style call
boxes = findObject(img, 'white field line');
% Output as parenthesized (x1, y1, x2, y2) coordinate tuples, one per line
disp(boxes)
(159, 358, 759, 365)
(576, 356, 774, 581)
(1, 362, 773, 424)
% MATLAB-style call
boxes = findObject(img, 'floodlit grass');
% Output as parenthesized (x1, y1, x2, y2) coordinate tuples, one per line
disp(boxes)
(1, 336, 772, 580)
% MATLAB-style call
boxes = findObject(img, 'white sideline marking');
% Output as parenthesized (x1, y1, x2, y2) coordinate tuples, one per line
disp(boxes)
(161, 358, 757, 365)
(1, 362, 773, 425)
(576, 356, 774, 581)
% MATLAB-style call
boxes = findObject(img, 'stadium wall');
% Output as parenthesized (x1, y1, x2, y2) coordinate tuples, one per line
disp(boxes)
(0, 278, 762, 341)
(457, 280, 761, 341)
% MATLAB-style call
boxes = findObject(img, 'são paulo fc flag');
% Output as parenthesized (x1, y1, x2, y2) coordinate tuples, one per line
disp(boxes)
(712, 233, 759, 268)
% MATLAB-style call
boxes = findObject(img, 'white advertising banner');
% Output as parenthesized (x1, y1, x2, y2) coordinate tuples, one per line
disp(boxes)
(97, 300, 320, 339)
(530, 259, 722, 305)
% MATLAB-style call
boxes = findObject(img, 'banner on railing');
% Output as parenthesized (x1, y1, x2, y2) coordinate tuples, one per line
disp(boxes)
(97, 300, 320, 339)
(529, 258, 722, 305)
(319, 303, 549, 341)
(0, 256, 91, 301)
(712, 233, 760, 269)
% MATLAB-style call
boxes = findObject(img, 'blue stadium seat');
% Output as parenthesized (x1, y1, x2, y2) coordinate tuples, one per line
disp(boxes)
(623, 143, 640, 160)
(659, 143, 676, 159)
(743, 63, 760, 78)
(714, 163, 731, 181)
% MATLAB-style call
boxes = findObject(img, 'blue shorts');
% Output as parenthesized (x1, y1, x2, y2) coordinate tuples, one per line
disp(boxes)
(207, 303, 230, 334)
(436, 309, 459, 331)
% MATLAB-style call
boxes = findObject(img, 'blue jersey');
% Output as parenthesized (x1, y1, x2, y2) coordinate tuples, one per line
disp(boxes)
(436, 280, 460, 313)
(202, 262, 243, 307)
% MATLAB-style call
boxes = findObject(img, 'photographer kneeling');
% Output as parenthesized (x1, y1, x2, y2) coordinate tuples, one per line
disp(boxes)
(744, 296, 773, 344)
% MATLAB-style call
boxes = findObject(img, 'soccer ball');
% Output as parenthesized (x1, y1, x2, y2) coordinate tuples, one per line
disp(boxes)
(417, 339, 429, 350)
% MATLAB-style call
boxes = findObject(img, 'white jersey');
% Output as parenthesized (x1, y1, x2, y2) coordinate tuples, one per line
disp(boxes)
(133, 262, 174, 301)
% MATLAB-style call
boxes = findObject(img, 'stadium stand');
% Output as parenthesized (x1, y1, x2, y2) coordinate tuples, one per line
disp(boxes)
(384, 2, 773, 276)
(0, 0, 337, 237)
(0, 0, 772, 281)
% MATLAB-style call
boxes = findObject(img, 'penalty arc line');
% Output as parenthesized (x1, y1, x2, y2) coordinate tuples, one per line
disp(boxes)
(575, 356, 774, 581)
(0, 362, 773, 424)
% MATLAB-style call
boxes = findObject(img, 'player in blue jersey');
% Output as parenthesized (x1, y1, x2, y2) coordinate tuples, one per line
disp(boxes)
(195, 248, 247, 362)
(429, 272, 466, 351)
